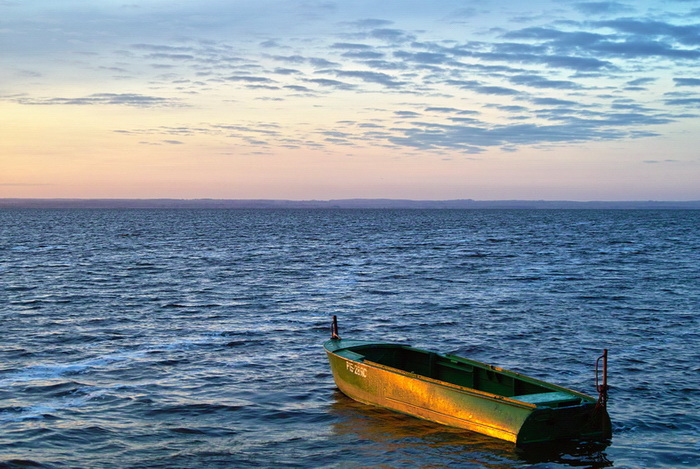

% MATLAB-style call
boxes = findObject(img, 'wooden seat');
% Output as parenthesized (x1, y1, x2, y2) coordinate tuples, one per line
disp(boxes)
(511, 392, 581, 407)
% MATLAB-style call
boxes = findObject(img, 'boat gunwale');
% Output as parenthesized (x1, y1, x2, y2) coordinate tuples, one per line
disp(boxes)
(324, 339, 597, 407)
(361, 358, 538, 410)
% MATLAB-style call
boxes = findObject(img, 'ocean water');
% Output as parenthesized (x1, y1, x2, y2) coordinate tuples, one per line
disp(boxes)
(0, 209, 698, 468)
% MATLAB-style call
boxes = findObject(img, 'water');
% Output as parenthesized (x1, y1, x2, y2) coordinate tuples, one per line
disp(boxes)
(1, 209, 698, 468)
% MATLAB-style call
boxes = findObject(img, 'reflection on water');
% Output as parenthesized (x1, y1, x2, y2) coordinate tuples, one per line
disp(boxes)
(329, 390, 612, 468)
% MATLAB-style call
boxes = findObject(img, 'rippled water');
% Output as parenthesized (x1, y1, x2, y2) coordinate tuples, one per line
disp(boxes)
(1, 209, 698, 468)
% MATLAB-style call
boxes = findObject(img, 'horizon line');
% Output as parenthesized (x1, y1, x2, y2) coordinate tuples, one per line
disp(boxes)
(2, 197, 700, 210)
(3, 197, 700, 201)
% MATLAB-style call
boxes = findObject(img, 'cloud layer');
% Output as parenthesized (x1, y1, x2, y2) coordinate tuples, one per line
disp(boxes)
(1, 0, 699, 199)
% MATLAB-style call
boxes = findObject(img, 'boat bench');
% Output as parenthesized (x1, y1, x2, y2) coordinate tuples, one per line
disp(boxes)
(511, 391, 582, 408)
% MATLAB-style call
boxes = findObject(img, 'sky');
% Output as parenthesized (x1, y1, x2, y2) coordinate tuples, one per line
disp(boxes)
(1, 0, 699, 201)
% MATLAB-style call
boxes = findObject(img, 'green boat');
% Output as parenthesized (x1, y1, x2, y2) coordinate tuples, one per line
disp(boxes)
(324, 317, 611, 445)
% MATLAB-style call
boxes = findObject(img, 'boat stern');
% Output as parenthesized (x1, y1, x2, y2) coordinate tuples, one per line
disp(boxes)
(516, 402, 612, 445)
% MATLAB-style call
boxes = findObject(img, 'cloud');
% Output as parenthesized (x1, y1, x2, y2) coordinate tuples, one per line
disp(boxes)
(132, 44, 194, 53)
(627, 77, 656, 86)
(284, 84, 314, 93)
(450, 36, 614, 71)
(447, 8, 480, 20)
(532, 55, 612, 71)
(493, 105, 529, 113)
(592, 39, 700, 59)
(361, 59, 407, 70)
(601, 112, 673, 126)
(664, 97, 700, 106)
(394, 110, 421, 118)
(259, 39, 282, 48)
(386, 119, 635, 153)
(226, 75, 277, 84)
(447, 116, 482, 125)
(10, 93, 183, 107)
(530, 97, 579, 106)
(508, 74, 583, 89)
(643, 159, 679, 164)
(502, 27, 604, 46)
(594, 19, 700, 47)
(472, 85, 521, 96)
(16, 69, 42, 78)
(674, 78, 700, 87)
(331, 42, 373, 50)
(303, 78, 355, 90)
(112, 83, 677, 156)
(393, 50, 453, 65)
(503, 23, 700, 63)
(425, 107, 480, 116)
(146, 53, 196, 61)
(270, 54, 307, 64)
(212, 124, 281, 135)
(573, 2, 633, 15)
(10, 2, 697, 165)
(341, 50, 385, 59)
(330, 69, 405, 88)
(273, 68, 302, 75)
(269, 54, 339, 68)
(344, 19, 394, 29)
(308, 57, 339, 68)
(368, 28, 416, 43)
(425, 107, 459, 113)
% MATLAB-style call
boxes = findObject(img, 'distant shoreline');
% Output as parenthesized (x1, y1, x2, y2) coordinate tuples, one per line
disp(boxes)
(2, 198, 700, 209)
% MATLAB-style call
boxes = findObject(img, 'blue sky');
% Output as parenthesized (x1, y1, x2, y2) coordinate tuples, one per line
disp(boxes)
(1, 0, 699, 200)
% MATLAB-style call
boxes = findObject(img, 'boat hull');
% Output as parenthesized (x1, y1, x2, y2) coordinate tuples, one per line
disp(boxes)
(325, 339, 611, 445)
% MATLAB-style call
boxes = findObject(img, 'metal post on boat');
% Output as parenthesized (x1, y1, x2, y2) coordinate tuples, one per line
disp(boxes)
(595, 349, 609, 409)
(331, 315, 341, 340)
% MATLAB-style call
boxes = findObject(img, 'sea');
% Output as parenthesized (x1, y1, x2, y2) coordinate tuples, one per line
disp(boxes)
(1, 209, 698, 468)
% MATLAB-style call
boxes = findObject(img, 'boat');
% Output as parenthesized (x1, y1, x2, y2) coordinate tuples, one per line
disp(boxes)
(324, 317, 611, 445)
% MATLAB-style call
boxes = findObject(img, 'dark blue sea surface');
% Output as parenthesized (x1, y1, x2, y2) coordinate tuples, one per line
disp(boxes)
(1, 209, 698, 468)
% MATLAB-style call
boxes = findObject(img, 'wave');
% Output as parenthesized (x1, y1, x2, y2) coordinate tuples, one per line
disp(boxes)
(0, 384, 115, 424)
(0, 353, 146, 387)
(0, 334, 227, 389)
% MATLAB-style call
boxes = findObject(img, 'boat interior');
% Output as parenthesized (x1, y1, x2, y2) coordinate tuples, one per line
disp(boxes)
(340, 344, 585, 407)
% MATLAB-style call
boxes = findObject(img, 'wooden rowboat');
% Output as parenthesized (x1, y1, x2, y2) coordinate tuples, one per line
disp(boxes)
(324, 317, 611, 445)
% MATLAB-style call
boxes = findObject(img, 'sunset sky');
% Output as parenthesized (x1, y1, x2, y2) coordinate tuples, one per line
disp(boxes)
(2, 0, 699, 200)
